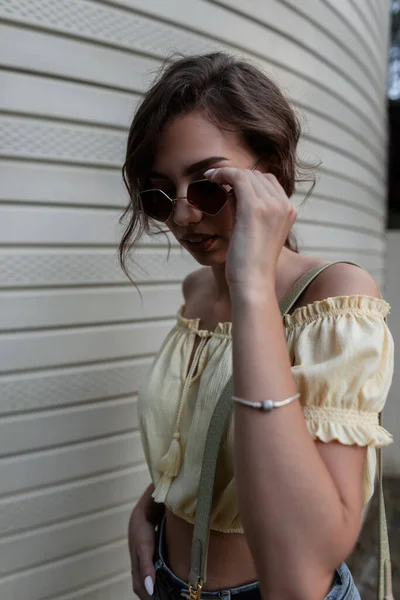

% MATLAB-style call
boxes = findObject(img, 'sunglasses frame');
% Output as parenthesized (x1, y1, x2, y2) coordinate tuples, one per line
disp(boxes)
(139, 161, 261, 223)
(139, 179, 232, 223)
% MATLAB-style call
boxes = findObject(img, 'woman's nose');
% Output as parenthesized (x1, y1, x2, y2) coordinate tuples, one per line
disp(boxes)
(172, 197, 202, 226)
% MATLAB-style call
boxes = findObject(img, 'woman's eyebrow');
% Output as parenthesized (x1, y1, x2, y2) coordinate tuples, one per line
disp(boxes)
(150, 156, 228, 179)
(185, 156, 229, 176)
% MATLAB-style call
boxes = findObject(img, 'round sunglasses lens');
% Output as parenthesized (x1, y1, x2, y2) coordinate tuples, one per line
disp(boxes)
(140, 190, 172, 222)
(187, 180, 228, 215)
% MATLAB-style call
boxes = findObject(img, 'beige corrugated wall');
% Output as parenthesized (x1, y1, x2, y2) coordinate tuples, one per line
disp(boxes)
(0, 1, 390, 598)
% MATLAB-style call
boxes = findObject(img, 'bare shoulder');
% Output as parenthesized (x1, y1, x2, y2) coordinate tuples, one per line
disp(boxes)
(302, 261, 381, 305)
(182, 267, 210, 303)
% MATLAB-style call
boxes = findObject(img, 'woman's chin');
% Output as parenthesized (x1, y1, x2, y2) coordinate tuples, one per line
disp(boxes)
(188, 250, 227, 267)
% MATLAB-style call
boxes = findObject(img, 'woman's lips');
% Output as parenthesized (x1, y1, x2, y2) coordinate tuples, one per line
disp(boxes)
(182, 235, 218, 252)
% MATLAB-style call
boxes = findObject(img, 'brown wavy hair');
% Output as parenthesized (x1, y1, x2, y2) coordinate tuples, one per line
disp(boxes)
(120, 52, 315, 278)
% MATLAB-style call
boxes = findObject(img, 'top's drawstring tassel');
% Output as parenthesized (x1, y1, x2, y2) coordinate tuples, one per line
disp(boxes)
(159, 432, 182, 475)
(152, 432, 182, 503)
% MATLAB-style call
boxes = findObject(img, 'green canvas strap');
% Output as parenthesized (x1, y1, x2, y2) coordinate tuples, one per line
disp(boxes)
(188, 375, 234, 599)
(279, 260, 361, 315)
(188, 261, 392, 600)
(378, 411, 394, 600)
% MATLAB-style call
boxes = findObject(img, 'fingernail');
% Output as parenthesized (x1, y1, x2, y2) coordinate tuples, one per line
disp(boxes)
(204, 168, 216, 179)
(144, 575, 154, 596)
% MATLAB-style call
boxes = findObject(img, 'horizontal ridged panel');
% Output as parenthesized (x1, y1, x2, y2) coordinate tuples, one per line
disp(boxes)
(0, 248, 195, 287)
(0, 398, 139, 456)
(0, 161, 126, 207)
(0, 504, 132, 576)
(296, 223, 384, 252)
(0, 320, 174, 372)
(0, 539, 130, 600)
(324, 0, 385, 64)
(0, 431, 144, 494)
(0, 70, 140, 128)
(0, 115, 382, 186)
(0, 23, 385, 163)
(53, 573, 132, 600)
(0, 116, 127, 166)
(110, 0, 384, 136)
(214, 0, 384, 115)
(0, 120, 384, 224)
(0, 284, 182, 330)
(295, 196, 383, 231)
(0, 22, 159, 91)
(281, 0, 384, 88)
(0, 358, 151, 415)
(308, 172, 385, 217)
(1, 205, 123, 245)
(0, 204, 384, 246)
(0, 161, 385, 219)
(0, 68, 384, 182)
(0, 465, 150, 534)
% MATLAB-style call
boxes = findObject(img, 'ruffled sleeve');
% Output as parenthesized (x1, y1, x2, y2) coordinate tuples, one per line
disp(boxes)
(284, 296, 394, 504)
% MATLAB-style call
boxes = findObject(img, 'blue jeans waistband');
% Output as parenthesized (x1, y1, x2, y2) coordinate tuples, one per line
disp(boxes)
(153, 515, 360, 600)
(154, 516, 260, 599)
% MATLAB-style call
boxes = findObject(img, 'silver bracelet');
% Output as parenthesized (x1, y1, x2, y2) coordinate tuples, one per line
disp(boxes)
(233, 392, 300, 412)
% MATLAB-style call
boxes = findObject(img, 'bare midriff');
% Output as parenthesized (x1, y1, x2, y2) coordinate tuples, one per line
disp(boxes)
(165, 509, 258, 591)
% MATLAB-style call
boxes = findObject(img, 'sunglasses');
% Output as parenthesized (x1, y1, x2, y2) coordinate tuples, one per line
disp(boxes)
(139, 162, 260, 223)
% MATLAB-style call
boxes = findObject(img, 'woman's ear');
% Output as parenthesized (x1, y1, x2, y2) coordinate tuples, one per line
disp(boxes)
(263, 155, 284, 186)
(252, 157, 268, 174)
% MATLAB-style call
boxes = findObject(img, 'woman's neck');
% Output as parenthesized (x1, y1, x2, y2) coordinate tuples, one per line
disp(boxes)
(211, 263, 231, 303)
(211, 246, 294, 303)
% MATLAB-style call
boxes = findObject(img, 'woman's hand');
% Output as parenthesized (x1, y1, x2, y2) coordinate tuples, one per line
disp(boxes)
(204, 166, 297, 292)
(128, 486, 163, 598)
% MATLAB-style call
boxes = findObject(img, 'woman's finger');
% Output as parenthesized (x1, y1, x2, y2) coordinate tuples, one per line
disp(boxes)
(204, 167, 259, 213)
(264, 172, 286, 197)
(247, 169, 269, 199)
(205, 167, 279, 207)
(253, 170, 280, 200)
(128, 508, 156, 599)
(137, 535, 156, 595)
(130, 552, 149, 599)
(204, 166, 252, 191)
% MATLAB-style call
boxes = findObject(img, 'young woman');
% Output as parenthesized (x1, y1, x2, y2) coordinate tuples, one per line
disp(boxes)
(120, 53, 394, 600)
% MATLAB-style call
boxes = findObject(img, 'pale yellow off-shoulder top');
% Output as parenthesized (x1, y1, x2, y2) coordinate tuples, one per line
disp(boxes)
(138, 296, 394, 534)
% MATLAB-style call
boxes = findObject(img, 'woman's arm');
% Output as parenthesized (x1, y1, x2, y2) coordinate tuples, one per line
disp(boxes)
(128, 484, 164, 598)
(231, 279, 368, 600)
(205, 167, 375, 600)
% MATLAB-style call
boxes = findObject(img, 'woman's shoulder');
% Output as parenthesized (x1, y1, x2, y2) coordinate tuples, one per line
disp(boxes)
(181, 267, 220, 324)
(182, 259, 385, 320)
(290, 257, 382, 312)
(182, 267, 210, 303)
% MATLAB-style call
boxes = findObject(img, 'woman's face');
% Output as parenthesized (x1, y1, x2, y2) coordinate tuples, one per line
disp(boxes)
(149, 111, 258, 266)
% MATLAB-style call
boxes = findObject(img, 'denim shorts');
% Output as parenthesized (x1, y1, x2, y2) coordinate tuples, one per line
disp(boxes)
(153, 517, 361, 600)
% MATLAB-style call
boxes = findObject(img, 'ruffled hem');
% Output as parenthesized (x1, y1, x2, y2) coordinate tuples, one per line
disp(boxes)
(303, 406, 393, 448)
(176, 296, 391, 336)
(177, 305, 232, 337)
(284, 295, 390, 329)
(166, 505, 244, 534)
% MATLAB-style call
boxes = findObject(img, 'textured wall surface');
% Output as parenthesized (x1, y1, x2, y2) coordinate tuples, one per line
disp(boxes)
(0, 1, 390, 598)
